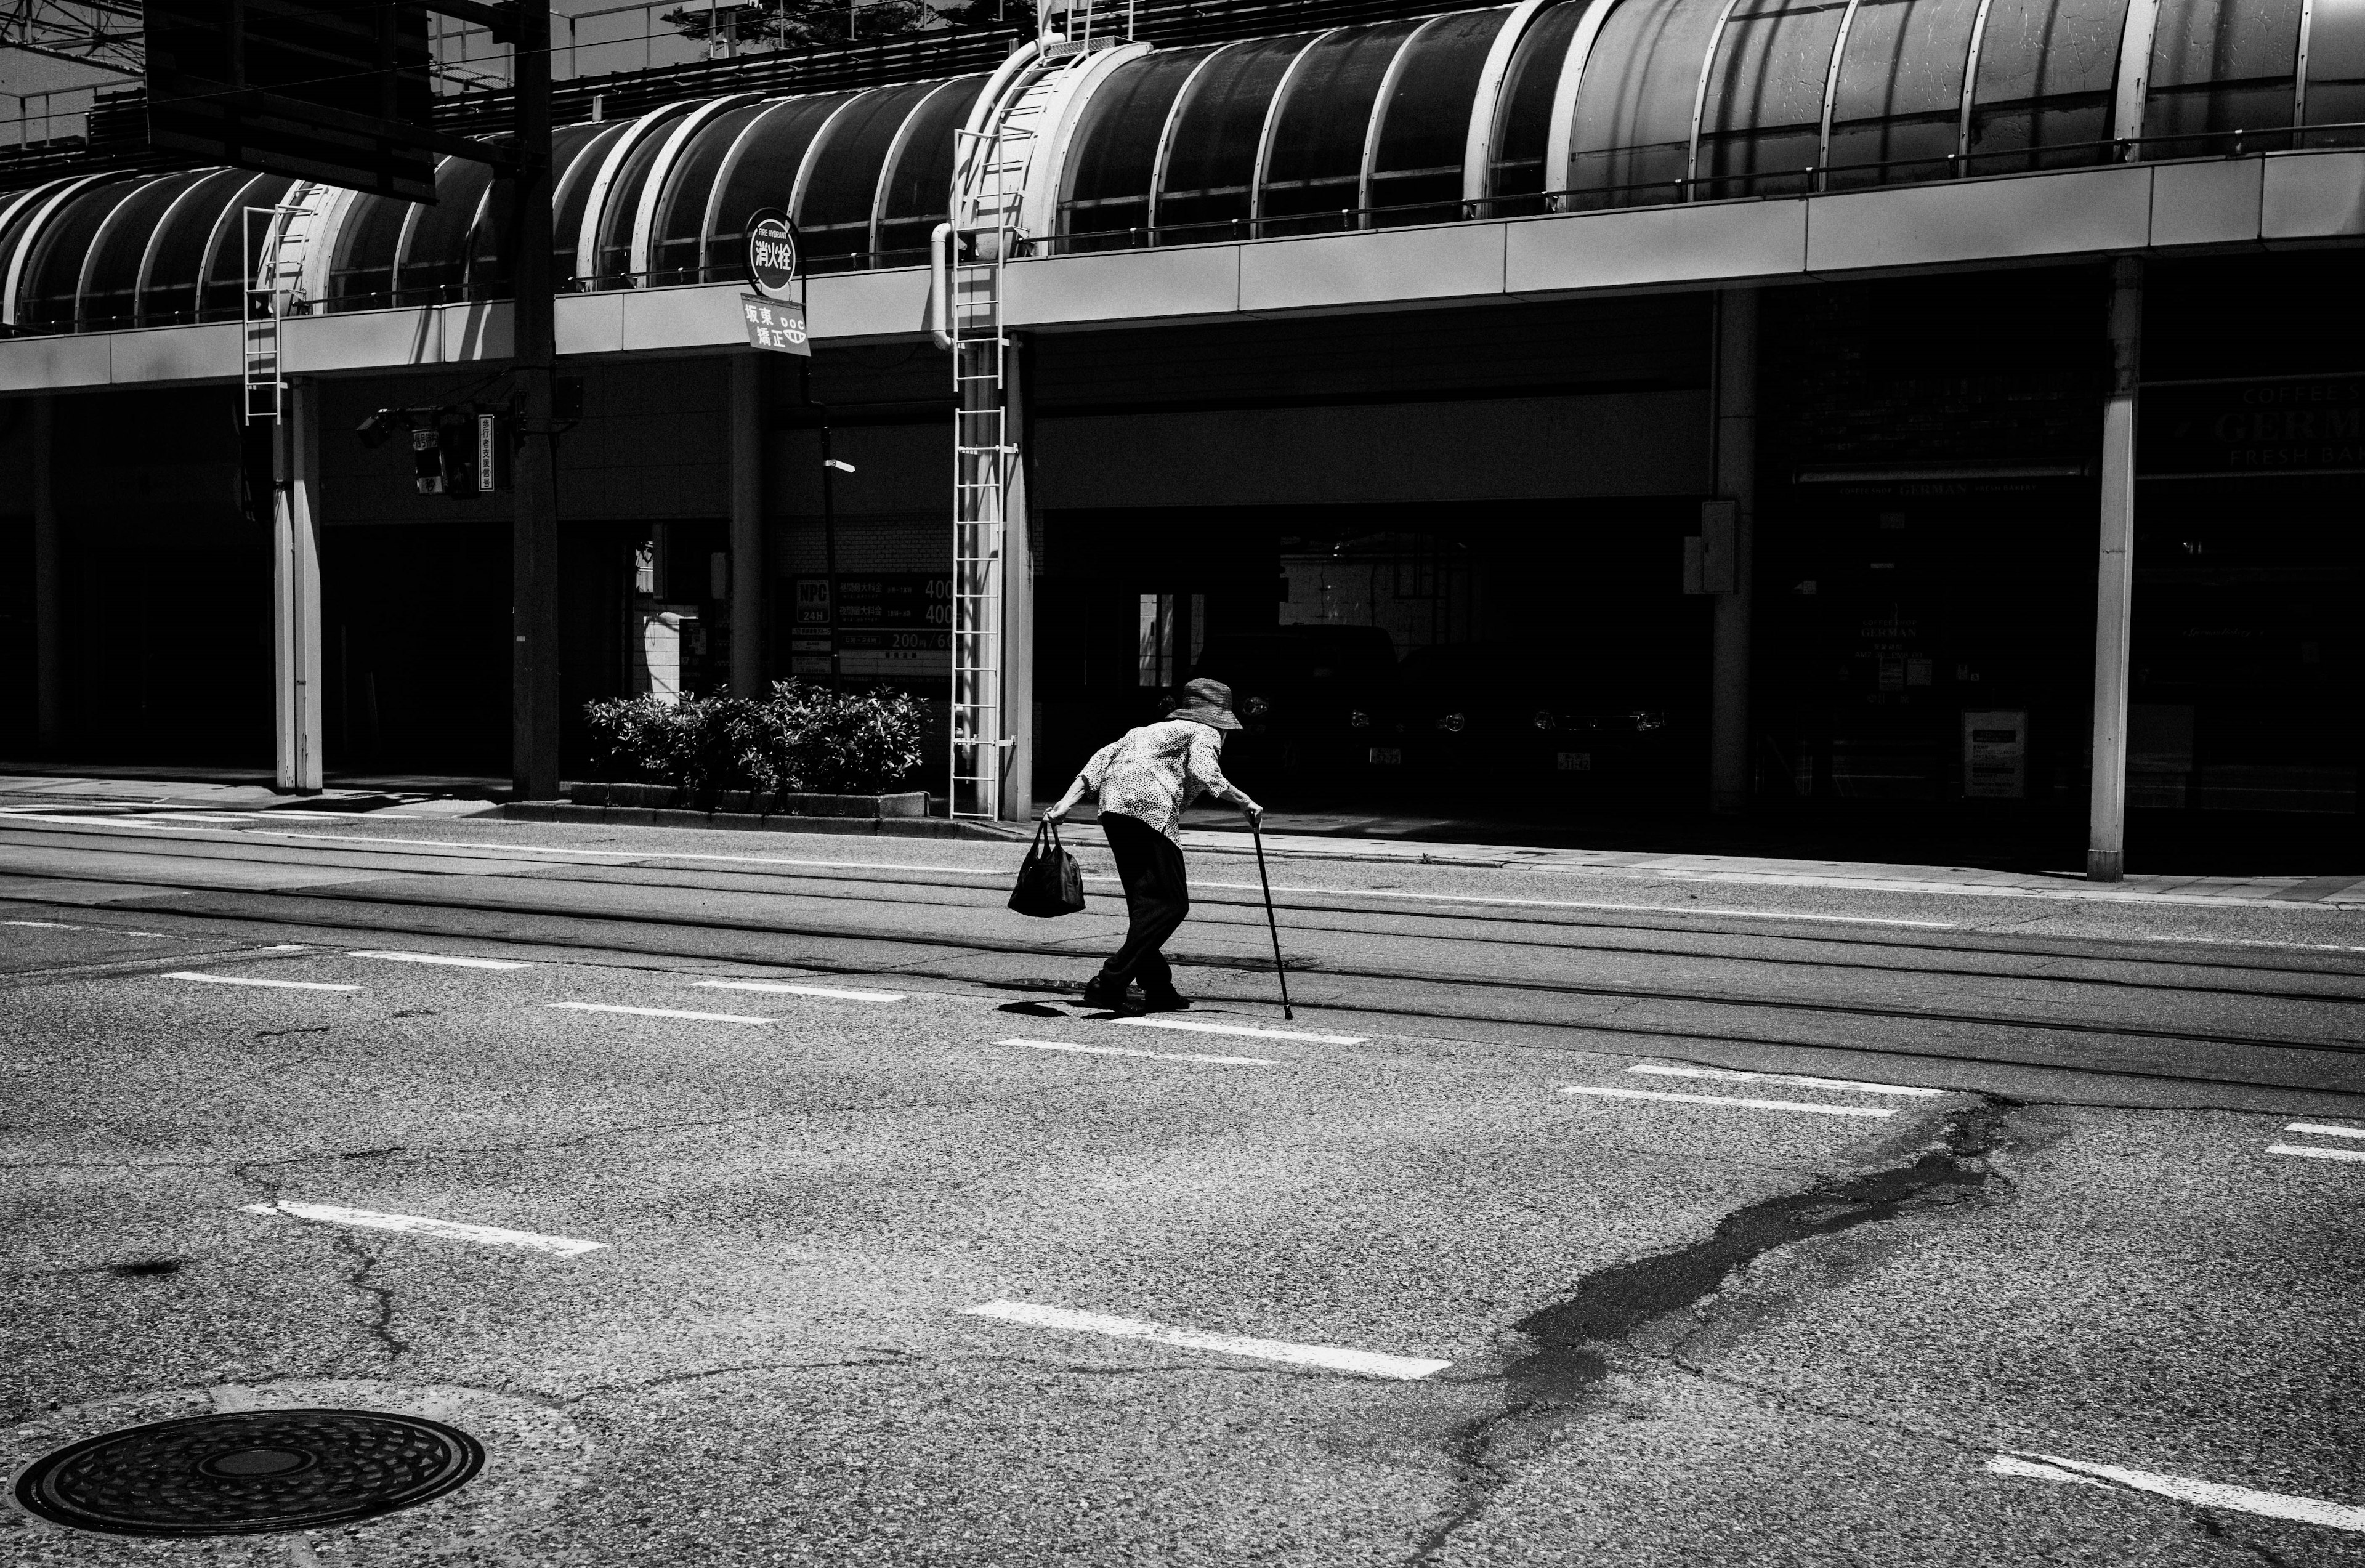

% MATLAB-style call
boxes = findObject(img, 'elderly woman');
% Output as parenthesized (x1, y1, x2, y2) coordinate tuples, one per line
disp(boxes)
(1043, 677, 1264, 1015)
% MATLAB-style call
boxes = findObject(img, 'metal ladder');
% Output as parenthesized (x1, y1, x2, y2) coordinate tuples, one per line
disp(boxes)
(241, 198, 315, 425)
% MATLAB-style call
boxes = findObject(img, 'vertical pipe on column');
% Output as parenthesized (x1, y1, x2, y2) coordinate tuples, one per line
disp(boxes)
(2088, 256, 2143, 881)
(273, 379, 324, 793)
(1709, 288, 1759, 815)
(1000, 333, 1035, 823)
(729, 354, 765, 697)
(32, 394, 62, 753)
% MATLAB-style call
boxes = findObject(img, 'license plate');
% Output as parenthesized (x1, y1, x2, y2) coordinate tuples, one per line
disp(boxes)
(1557, 752, 1592, 772)
(1368, 747, 1402, 765)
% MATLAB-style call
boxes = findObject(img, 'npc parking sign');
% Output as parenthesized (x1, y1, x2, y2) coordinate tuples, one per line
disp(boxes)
(746, 209, 798, 301)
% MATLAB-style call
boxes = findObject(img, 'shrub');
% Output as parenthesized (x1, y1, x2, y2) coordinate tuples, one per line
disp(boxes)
(582, 680, 926, 802)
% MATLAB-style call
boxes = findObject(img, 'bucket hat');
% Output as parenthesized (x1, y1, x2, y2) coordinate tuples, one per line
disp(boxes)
(1169, 677, 1243, 732)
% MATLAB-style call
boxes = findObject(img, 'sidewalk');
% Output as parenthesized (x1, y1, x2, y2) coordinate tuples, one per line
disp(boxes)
(0, 766, 507, 814)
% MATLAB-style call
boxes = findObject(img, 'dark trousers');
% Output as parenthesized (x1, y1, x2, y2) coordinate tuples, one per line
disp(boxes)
(1099, 812, 1189, 992)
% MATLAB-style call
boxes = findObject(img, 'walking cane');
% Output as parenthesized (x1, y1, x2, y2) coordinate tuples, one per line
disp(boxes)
(1248, 817, 1294, 1020)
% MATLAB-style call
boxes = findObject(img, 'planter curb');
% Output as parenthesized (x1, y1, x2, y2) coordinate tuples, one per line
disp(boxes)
(506, 801, 1028, 840)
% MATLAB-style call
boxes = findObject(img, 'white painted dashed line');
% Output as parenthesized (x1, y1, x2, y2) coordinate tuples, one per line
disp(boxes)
(241, 1200, 605, 1257)
(961, 1299, 1449, 1380)
(548, 1001, 774, 1024)
(2266, 1143, 2365, 1163)
(1628, 1063, 1944, 1098)
(1986, 1452, 2365, 1533)
(1000, 1037, 1277, 1067)
(1561, 1084, 1898, 1118)
(695, 980, 907, 1002)
(163, 972, 359, 992)
(351, 950, 532, 970)
(2286, 1121, 2365, 1139)
(4, 919, 81, 929)
(1115, 1017, 1367, 1045)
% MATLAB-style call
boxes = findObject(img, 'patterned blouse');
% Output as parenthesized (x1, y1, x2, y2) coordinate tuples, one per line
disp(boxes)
(1062, 719, 1245, 841)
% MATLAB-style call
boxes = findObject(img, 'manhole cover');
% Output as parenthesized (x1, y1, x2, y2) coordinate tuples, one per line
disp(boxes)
(13, 1409, 483, 1538)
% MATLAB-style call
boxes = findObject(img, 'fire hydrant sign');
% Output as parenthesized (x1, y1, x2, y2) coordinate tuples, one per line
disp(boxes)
(740, 294, 809, 355)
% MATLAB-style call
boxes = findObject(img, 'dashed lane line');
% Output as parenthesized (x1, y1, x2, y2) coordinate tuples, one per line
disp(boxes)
(162, 972, 359, 992)
(695, 980, 908, 1002)
(2266, 1143, 2365, 1163)
(1561, 1083, 1898, 1118)
(1986, 1452, 2365, 1533)
(1628, 1062, 1944, 1097)
(242, 1200, 606, 1257)
(547, 1001, 773, 1024)
(961, 1299, 1449, 1380)
(351, 950, 532, 970)
(4, 919, 80, 929)
(2286, 1121, 2365, 1139)
(1000, 1037, 1277, 1067)
(1115, 1017, 1367, 1045)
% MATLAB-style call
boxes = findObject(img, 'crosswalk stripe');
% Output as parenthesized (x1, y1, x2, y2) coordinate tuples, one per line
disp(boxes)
(1561, 1084, 1896, 1118)
(961, 1299, 1448, 1380)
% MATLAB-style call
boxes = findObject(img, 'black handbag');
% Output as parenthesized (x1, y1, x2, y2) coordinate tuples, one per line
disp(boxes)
(1008, 820, 1087, 918)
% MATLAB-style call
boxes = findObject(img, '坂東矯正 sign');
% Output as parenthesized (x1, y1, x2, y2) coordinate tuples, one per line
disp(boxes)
(740, 295, 809, 355)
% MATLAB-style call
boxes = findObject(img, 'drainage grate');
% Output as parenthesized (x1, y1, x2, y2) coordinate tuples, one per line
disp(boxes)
(13, 1409, 484, 1538)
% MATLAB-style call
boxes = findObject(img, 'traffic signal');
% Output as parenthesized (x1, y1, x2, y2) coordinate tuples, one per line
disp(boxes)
(371, 403, 515, 498)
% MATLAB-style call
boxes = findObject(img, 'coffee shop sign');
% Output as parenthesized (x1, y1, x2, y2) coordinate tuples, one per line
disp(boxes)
(2143, 376, 2365, 474)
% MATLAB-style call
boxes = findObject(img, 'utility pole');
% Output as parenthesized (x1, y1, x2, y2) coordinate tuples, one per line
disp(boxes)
(510, 0, 561, 799)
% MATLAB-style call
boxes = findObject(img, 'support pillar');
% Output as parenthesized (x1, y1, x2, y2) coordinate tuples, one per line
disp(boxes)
(273, 379, 324, 793)
(1708, 288, 1758, 815)
(32, 395, 63, 753)
(729, 353, 765, 698)
(1000, 334, 1035, 823)
(2087, 256, 2143, 882)
(509, 0, 562, 800)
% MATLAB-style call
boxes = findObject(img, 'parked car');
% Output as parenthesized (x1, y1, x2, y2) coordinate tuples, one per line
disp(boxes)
(1190, 625, 1405, 778)
(1396, 642, 1691, 788)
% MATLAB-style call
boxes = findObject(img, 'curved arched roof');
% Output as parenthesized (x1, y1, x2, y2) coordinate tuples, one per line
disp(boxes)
(2, 0, 2354, 334)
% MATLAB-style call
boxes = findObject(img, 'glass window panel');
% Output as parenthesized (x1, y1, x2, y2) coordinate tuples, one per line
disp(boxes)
(1697, 0, 1850, 199)
(591, 106, 698, 288)
(328, 193, 410, 312)
(878, 75, 987, 268)
(138, 168, 253, 326)
(79, 171, 204, 330)
(467, 173, 512, 301)
(2305, 0, 2365, 145)
(398, 153, 498, 305)
(1824, 0, 1980, 187)
(1369, 7, 1512, 227)
(1489, 0, 1591, 215)
(2143, 0, 2302, 156)
(706, 92, 858, 283)
(1566, 0, 1730, 209)
(1062, 47, 1216, 253)
(551, 119, 633, 288)
(650, 100, 770, 284)
(20, 177, 139, 331)
(1261, 22, 1424, 236)
(1157, 34, 1315, 244)
(1964, 0, 2132, 175)
(197, 175, 294, 321)
(798, 80, 940, 272)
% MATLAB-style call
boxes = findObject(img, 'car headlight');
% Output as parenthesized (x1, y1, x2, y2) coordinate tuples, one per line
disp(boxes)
(1245, 697, 1270, 718)
(1348, 710, 1371, 729)
(1532, 709, 1555, 731)
(1631, 710, 1668, 733)
(1437, 713, 1466, 733)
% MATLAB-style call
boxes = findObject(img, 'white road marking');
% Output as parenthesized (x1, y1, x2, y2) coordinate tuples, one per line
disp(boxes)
(1628, 1063, 1943, 1098)
(4, 919, 80, 929)
(1000, 1037, 1275, 1067)
(1115, 1017, 1366, 1045)
(351, 950, 531, 970)
(2267, 1143, 2365, 1163)
(1561, 1084, 1897, 1118)
(695, 980, 907, 1002)
(2286, 1121, 2365, 1140)
(547, 1001, 773, 1024)
(1986, 1452, 2365, 1533)
(241, 1200, 605, 1257)
(163, 972, 358, 992)
(961, 1299, 1449, 1380)
(1195, 883, 1957, 928)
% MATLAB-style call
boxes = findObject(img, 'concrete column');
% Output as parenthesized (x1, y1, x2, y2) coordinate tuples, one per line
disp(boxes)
(273, 379, 324, 793)
(31, 395, 63, 753)
(2087, 257, 2144, 882)
(1000, 334, 1036, 823)
(1708, 288, 1759, 815)
(729, 353, 766, 698)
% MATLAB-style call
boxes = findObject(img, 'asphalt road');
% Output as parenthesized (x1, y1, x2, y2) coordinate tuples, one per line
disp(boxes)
(2, 806, 2361, 1566)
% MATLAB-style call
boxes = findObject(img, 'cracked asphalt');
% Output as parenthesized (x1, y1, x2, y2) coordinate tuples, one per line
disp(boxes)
(1, 810, 2363, 1566)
